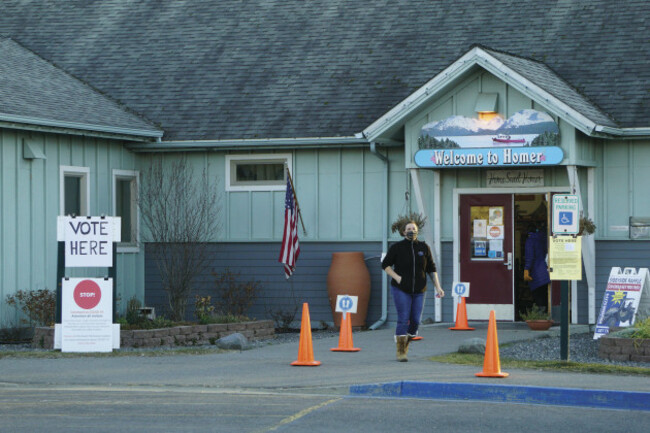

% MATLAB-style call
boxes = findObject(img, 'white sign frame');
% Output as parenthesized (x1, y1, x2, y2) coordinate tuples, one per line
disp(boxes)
(60, 278, 114, 352)
(335, 295, 358, 314)
(452, 282, 470, 297)
(57, 216, 121, 267)
(552, 195, 579, 235)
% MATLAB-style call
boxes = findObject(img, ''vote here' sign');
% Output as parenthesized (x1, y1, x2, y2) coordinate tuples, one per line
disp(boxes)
(57, 216, 121, 267)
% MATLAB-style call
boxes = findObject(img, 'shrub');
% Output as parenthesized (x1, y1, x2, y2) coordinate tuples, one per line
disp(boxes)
(125, 296, 143, 325)
(212, 269, 260, 316)
(631, 317, 650, 339)
(194, 295, 215, 322)
(520, 304, 550, 321)
(5, 289, 56, 327)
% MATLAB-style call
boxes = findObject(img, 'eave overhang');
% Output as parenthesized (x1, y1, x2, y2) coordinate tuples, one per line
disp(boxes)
(125, 136, 390, 152)
(0, 112, 164, 141)
(363, 46, 649, 141)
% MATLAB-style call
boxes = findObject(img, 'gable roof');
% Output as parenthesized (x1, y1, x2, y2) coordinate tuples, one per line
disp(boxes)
(0, 38, 162, 140)
(364, 46, 620, 141)
(1, 0, 649, 142)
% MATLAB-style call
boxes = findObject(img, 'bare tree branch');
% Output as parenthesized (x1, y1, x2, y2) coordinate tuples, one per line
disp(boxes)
(137, 155, 222, 321)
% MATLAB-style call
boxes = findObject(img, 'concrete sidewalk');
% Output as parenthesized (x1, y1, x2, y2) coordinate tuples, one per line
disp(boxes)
(346, 322, 650, 410)
(1, 321, 648, 410)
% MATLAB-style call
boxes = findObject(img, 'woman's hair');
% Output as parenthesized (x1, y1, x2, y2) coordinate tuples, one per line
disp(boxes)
(403, 220, 418, 233)
(390, 212, 426, 234)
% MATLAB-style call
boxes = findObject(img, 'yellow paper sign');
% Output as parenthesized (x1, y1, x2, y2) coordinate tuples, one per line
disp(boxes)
(549, 236, 582, 280)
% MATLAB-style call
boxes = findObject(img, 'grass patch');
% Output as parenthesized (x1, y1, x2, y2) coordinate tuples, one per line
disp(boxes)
(0, 347, 227, 359)
(429, 353, 650, 376)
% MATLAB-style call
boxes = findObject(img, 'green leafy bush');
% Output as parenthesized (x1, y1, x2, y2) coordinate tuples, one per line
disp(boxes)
(194, 295, 215, 322)
(631, 317, 650, 339)
(520, 304, 550, 321)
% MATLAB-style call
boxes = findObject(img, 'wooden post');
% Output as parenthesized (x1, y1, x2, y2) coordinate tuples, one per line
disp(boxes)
(56, 241, 65, 323)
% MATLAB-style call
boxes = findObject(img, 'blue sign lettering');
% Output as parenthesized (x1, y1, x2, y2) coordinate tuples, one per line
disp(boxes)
(414, 146, 564, 168)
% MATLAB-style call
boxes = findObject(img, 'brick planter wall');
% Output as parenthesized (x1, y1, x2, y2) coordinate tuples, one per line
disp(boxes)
(32, 320, 275, 350)
(598, 336, 650, 363)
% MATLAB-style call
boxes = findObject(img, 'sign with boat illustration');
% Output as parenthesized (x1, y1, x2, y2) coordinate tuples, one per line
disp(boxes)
(414, 109, 563, 168)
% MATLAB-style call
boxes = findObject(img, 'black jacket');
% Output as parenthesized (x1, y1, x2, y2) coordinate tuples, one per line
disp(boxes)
(382, 239, 436, 294)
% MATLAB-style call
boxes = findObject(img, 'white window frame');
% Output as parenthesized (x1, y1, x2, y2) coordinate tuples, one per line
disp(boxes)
(112, 169, 140, 253)
(225, 154, 292, 191)
(59, 165, 90, 216)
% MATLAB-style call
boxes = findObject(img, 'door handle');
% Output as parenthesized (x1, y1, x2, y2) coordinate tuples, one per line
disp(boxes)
(503, 252, 512, 270)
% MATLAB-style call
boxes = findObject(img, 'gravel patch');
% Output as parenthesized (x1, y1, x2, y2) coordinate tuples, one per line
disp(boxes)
(0, 328, 340, 353)
(499, 333, 650, 368)
(2, 330, 649, 369)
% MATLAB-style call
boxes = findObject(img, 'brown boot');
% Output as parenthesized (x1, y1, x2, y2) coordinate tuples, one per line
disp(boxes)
(396, 335, 409, 362)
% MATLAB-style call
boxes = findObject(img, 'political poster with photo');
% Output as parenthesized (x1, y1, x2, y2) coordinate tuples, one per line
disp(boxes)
(593, 268, 649, 340)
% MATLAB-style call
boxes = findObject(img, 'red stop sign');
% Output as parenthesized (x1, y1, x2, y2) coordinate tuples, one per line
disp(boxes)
(73, 279, 102, 309)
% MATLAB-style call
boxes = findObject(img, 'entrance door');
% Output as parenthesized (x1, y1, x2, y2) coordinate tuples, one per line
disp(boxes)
(460, 194, 514, 320)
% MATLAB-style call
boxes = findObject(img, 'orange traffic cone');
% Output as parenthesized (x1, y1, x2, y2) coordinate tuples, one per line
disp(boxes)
(449, 297, 475, 330)
(475, 310, 509, 378)
(331, 312, 361, 352)
(291, 303, 321, 366)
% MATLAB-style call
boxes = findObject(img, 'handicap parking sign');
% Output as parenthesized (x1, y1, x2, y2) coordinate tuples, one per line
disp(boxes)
(559, 211, 573, 226)
(552, 195, 579, 234)
(452, 282, 470, 297)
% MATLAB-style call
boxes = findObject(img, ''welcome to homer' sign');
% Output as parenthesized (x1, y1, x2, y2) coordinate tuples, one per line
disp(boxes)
(57, 216, 121, 267)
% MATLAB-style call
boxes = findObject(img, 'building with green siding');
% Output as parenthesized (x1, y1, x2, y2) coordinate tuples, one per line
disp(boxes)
(1, 1, 649, 330)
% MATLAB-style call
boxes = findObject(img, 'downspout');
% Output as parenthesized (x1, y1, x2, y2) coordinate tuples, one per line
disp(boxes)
(369, 142, 389, 330)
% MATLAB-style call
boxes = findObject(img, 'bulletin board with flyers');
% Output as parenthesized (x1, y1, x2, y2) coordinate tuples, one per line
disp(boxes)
(470, 206, 505, 259)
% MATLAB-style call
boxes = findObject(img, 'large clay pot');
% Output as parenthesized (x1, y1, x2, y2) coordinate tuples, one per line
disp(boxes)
(327, 252, 371, 329)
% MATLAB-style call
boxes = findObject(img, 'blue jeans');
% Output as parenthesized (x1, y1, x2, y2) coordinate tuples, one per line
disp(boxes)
(392, 285, 425, 336)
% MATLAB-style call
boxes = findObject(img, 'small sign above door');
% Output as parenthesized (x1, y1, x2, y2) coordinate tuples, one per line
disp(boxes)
(486, 169, 544, 187)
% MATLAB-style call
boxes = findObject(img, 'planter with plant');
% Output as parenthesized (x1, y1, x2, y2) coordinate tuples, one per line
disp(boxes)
(598, 317, 650, 362)
(578, 217, 596, 236)
(520, 304, 553, 330)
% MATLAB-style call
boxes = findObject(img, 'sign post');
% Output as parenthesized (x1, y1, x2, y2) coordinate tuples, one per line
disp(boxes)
(550, 194, 581, 361)
(55, 215, 121, 352)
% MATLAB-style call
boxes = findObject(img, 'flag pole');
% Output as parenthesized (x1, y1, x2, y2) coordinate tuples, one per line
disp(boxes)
(286, 166, 307, 235)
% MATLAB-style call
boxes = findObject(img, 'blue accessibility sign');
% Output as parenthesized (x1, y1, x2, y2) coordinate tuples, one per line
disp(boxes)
(335, 295, 358, 314)
(559, 211, 573, 226)
(452, 282, 470, 297)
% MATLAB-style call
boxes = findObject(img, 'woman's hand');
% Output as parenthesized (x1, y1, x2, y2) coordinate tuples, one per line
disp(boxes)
(395, 275, 402, 285)
(435, 286, 445, 298)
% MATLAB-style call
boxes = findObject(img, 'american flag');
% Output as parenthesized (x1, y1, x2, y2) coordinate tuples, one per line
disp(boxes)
(279, 176, 300, 278)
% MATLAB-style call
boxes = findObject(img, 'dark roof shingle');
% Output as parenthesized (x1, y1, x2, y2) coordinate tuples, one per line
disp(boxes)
(1, 0, 648, 140)
(0, 38, 160, 137)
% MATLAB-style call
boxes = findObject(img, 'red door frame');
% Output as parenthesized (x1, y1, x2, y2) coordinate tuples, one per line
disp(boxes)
(459, 194, 514, 319)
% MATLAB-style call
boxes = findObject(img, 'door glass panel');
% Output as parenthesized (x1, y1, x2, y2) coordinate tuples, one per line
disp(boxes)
(470, 205, 504, 260)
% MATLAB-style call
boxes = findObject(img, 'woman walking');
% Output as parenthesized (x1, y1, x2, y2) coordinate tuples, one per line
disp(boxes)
(382, 221, 444, 361)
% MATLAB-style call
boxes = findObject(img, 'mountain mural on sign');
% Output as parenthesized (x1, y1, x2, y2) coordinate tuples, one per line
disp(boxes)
(418, 109, 560, 149)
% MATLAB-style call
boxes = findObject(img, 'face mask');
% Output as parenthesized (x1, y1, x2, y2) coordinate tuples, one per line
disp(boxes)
(405, 231, 418, 241)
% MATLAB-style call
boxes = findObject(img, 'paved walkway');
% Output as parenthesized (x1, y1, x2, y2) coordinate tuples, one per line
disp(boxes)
(1, 321, 649, 410)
